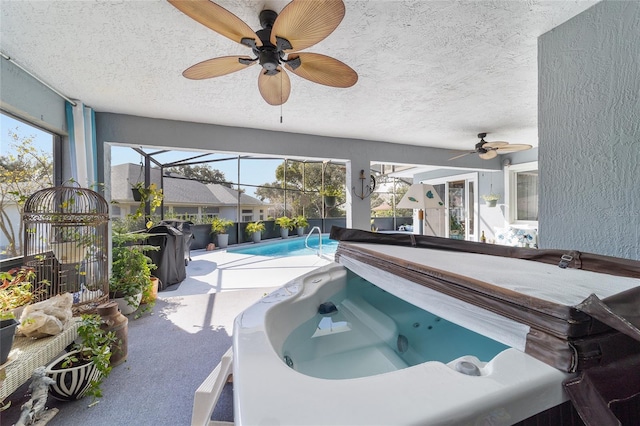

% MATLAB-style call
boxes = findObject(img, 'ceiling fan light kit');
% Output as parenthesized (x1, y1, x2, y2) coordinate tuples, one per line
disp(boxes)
(168, 0, 358, 106)
(448, 132, 533, 161)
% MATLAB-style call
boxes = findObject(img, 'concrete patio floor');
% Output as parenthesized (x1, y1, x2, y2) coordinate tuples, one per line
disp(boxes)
(158, 246, 333, 334)
(1, 245, 332, 426)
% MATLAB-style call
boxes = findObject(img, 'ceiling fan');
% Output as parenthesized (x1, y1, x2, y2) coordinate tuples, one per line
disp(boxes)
(449, 133, 532, 160)
(167, 0, 358, 106)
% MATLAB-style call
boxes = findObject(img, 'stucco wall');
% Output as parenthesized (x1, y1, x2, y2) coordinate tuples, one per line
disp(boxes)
(538, 1, 640, 259)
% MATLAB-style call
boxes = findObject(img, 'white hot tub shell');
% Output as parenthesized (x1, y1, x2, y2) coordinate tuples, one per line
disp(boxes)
(232, 263, 572, 426)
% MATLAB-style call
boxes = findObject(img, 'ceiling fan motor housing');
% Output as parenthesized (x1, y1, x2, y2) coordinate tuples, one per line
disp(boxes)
(476, 133, 488, 152)
(255, 10, 286, 75)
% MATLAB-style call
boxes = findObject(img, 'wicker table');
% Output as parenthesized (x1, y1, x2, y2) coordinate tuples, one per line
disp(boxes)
(0, 318, 80, 401)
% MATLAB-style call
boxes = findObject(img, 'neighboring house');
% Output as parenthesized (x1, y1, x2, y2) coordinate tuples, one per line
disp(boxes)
(205, 184, 266, 222)
(110, 163, 266, 223)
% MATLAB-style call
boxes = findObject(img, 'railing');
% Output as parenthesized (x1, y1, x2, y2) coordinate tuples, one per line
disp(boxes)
(304, 226, 323, 257)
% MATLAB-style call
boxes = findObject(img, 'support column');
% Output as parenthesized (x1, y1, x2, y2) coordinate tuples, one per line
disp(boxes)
(345, 158, 372, 231)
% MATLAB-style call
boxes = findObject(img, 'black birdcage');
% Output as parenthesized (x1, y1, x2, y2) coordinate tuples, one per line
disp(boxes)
(22, 185, 110, 314)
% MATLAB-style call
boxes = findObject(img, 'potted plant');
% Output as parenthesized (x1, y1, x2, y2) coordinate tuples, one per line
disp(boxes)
(49, 228, 97, 264)
(481, 193, 500, 207)
(293, 215, 309, 236)
(110, 227, 158, 315)
(275, 216, 295, 239)
(0, 267, 46, 318)
(45, 314, 116, 403)
(246, 221, 266, 243)
(130, 182, 164, 229)
(321, 186, 342, 208)
(1, 267, 50, 364)
(1, 312, 19, 365)
(210, 217, 234, 248)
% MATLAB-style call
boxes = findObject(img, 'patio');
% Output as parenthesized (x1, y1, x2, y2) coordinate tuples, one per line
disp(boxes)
(1, 247, 331, 425)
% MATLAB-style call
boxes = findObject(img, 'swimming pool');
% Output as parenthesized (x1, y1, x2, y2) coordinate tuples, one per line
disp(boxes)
(229, 235, 338, 257)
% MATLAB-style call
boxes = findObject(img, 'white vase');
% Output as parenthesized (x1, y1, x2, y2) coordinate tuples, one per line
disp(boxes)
(217, 233, 229, 248)
(252, 232, 261, 243)
(280, 228, 289, 239)
(50, 242, 90, 264)
(113, 293, 142, 315)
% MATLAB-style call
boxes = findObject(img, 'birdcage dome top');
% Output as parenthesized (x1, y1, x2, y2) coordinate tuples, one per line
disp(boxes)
(23, 185, 109, 220)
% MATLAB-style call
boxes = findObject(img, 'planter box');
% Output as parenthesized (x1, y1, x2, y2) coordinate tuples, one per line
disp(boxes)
(190, 224, 213, 250)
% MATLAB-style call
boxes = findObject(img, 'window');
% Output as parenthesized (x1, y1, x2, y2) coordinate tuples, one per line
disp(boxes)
(0, 112, 57, 259)
(505, 161, 538, 224)
(241, 209, 253, 222)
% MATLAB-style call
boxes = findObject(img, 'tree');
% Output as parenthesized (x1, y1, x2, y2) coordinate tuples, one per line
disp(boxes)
(165, 164, 232, 188)
(370, 177, 412, 217)
(0, 129, 53, 257)
(255, 161, 346, 218)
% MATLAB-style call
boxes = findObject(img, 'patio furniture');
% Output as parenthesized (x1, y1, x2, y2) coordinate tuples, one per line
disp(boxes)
(0, 318, 80, 402)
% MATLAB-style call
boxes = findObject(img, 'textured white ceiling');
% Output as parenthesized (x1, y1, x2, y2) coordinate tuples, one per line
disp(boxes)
(0, 0, 597, 152)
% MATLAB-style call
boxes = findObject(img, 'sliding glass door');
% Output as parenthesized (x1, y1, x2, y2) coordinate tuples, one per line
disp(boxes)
(422, 173, 478, 241)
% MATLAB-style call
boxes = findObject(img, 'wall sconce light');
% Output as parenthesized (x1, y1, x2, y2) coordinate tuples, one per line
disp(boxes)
(353, 169, 376, 200)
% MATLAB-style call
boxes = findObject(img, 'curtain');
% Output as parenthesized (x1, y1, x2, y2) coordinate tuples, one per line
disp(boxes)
(65, 100, 97, 188)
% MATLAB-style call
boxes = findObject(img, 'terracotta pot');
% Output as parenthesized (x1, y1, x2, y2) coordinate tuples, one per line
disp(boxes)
(141, 277, 159, 304)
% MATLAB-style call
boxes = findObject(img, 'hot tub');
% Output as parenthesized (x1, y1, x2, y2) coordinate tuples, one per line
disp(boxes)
(232, 263, 571, 425)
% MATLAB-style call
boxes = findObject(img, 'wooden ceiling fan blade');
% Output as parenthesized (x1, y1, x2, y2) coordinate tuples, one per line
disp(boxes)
(168, 0, 261, 47)
(483, 141, 509, 149)
(258, 67, 291, 105)
(479, 151, 498, 160)
(270, 0, 345, 52)
(285, 53, 357, 87)
(495, 144, 533, 153)
(183, 56, 255, 79)
(449, 152, 473, 161)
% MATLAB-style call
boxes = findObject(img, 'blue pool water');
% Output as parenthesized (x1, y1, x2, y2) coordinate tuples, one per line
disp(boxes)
(229, 235, 338, 257)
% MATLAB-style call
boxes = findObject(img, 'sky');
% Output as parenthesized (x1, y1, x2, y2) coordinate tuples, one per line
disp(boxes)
(1, 113, 53, 155)
(1, 112, 282, 197)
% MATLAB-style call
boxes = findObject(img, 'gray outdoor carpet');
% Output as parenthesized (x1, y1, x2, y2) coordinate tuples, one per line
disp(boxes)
(1, 287, 273, 425)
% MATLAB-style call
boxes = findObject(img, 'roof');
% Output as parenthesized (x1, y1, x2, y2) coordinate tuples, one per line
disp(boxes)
(111, 163, 263, 207)
(206, 184, 263, 207)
